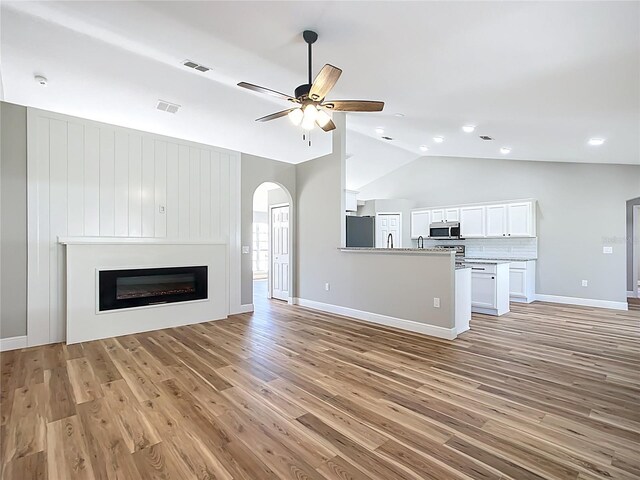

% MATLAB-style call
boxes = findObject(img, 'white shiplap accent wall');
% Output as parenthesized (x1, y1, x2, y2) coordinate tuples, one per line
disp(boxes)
(27, 107, 241, 346)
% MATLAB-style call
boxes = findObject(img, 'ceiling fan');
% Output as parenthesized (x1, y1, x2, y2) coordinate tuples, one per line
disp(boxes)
(238, 30, 384, 133)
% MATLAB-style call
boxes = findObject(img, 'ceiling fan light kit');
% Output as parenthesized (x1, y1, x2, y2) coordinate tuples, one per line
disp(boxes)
(238, 30, 384, 138)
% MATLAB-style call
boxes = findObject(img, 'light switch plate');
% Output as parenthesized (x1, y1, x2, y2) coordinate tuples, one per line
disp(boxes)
(159, 205, 165, 214)
(433, 297, 440, 308)
(602, 246, 613, 254)
(242, 246, 250, 254)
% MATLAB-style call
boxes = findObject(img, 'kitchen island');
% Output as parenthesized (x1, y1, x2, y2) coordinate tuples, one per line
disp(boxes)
(333, 247, 471, 339)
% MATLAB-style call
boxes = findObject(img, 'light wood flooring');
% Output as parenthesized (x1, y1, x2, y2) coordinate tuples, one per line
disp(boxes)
(1, 295, 639, 479)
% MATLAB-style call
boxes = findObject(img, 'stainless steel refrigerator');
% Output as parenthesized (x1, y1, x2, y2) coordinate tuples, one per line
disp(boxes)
(346, 216, 375, 247)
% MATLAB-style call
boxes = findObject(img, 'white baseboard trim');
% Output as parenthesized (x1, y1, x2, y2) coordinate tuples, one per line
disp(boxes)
(293, 298, 457, 340)
(232, 303, 254, 314)
(0, 335, 28, 352)
(535, 294, 628, 311)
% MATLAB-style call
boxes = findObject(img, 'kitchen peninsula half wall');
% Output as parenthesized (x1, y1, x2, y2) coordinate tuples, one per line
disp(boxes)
(295, 248, 471, 340)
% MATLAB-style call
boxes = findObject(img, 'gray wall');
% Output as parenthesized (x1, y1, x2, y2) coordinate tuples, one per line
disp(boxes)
(359, 156, 640, 303)
(296, 150, 454, 328)
(0, 102, 28, 338)
(627, 197, 640, 292)
(240, 153, 296, 305)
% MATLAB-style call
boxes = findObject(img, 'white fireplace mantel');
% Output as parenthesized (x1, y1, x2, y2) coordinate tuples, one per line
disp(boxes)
(58, 236, 227, 245)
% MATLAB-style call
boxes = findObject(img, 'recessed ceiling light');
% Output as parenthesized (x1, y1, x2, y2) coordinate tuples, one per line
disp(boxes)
(479, 135, 493, 141)
(394, 113, 405, 117)
(588, 138, 605, 146)
(34, 75, 48, 86)
(500, 147, 511, 154)
(433, 136, 444, 143)
(462, 125, 475, 133)
(375, 127, 385, 135)
(419, 145, 429, 152)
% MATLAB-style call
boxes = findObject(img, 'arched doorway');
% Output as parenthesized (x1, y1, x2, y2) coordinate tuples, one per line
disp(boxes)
(252, 182, 294, 306)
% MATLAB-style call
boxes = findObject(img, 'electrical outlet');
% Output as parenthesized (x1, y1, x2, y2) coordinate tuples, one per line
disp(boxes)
(433, 297, 440, 308)
(582, 280, 588, 287)
(603, 246, 613, 254)
(325, 283, 330, 291)
(242, 246, 250, 254)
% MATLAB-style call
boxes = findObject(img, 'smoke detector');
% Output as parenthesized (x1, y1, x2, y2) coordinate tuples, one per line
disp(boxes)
(156, 99, 181, 114)
(34, 75, 48, 86)
(182, 59, 211, 73)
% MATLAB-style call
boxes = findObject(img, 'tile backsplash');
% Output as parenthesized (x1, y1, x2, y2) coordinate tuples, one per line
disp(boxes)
(417, 237, 538, 259)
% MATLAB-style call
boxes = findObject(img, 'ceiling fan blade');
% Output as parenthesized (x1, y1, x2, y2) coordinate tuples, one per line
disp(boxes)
(238, 82, 297, 103)
(322, 100, 384, 112)
(255, 108, 295, 122)
(318, 118, 336, 132)
(309, 64, 342, 101)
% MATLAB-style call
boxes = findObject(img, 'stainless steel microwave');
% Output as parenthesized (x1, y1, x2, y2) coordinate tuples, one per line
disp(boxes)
(429, 221, 461, 239)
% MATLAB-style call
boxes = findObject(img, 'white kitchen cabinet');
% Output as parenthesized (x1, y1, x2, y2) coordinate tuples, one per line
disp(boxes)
(485, 204, 507, 237)
(410, 210, 431, 239)
(345, 190, 358, 212)
(431, 208, 458, 223)
(507, 202, 534, 237)
(411, 199, 536, 238)
(509, 260, 536, 303)
(460, 206, 485, 237)
(445, 208, 459, 222)
(471, 272, 496, 309)
(470, 262, 510, 315)
(431, 209, 445, 223)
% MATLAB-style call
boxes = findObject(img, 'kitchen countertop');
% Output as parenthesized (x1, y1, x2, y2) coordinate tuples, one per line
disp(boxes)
(339, 247, 451, 255)
(463, 257, 537, 262)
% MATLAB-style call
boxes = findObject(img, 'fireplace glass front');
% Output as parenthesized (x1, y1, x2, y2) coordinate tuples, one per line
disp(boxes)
(99, 266, 208, 311)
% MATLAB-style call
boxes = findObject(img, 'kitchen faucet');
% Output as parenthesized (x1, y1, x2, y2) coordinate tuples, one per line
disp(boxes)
(387, 233, 394, 249)
(417, 235, 424, 249)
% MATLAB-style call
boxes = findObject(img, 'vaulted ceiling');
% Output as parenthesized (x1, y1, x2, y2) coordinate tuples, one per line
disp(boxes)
(1, 1, 638, 190)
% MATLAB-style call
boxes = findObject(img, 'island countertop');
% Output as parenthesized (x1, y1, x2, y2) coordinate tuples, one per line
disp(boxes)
(339, 247, 452, 255)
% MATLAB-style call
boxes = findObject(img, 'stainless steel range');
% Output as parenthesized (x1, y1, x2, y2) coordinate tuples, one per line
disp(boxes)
(433, 245, 466, 266)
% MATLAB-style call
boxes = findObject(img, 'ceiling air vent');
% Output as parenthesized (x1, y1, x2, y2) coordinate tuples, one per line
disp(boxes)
(381, 136, 394, 141)
(183, 59, 211, 73)
(479, 135, 493, 141)
(156, 99, 181, 114)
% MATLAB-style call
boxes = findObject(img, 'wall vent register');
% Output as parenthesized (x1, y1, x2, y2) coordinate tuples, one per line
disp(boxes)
(99, 266, 208, 311)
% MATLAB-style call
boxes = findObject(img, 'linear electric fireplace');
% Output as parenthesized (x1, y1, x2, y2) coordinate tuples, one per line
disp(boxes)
(99, 266, 208, 311)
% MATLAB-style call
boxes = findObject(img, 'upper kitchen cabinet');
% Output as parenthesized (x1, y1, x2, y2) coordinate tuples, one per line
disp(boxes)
(460, 206, 485, 237)
(345, 190, 358, 212)
(507, 202, 535, 237)
(431, 208, 459, 223)
(485, 204, 508, 237)
(410, 209, 431, 238)
(410, 199, 536, 239)
(485, 201, 535, 237)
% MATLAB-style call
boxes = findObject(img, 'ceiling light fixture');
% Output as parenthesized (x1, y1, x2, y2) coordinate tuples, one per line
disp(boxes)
(34, 75, 48, 86)
(375, 127, 385, 135)
(394, 113, 405, 117)
(433, 136, 444, 143)
(588, 138, 605, 146)
(419, 145, 429, 152)
(500, 147, 512, 154)
(462, 125, 475, 133)
(288, 108, 303, 126)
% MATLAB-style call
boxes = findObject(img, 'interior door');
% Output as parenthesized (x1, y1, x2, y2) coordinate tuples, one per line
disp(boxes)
(271, 205, 290, 301)
(376, 214, 401, 248)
